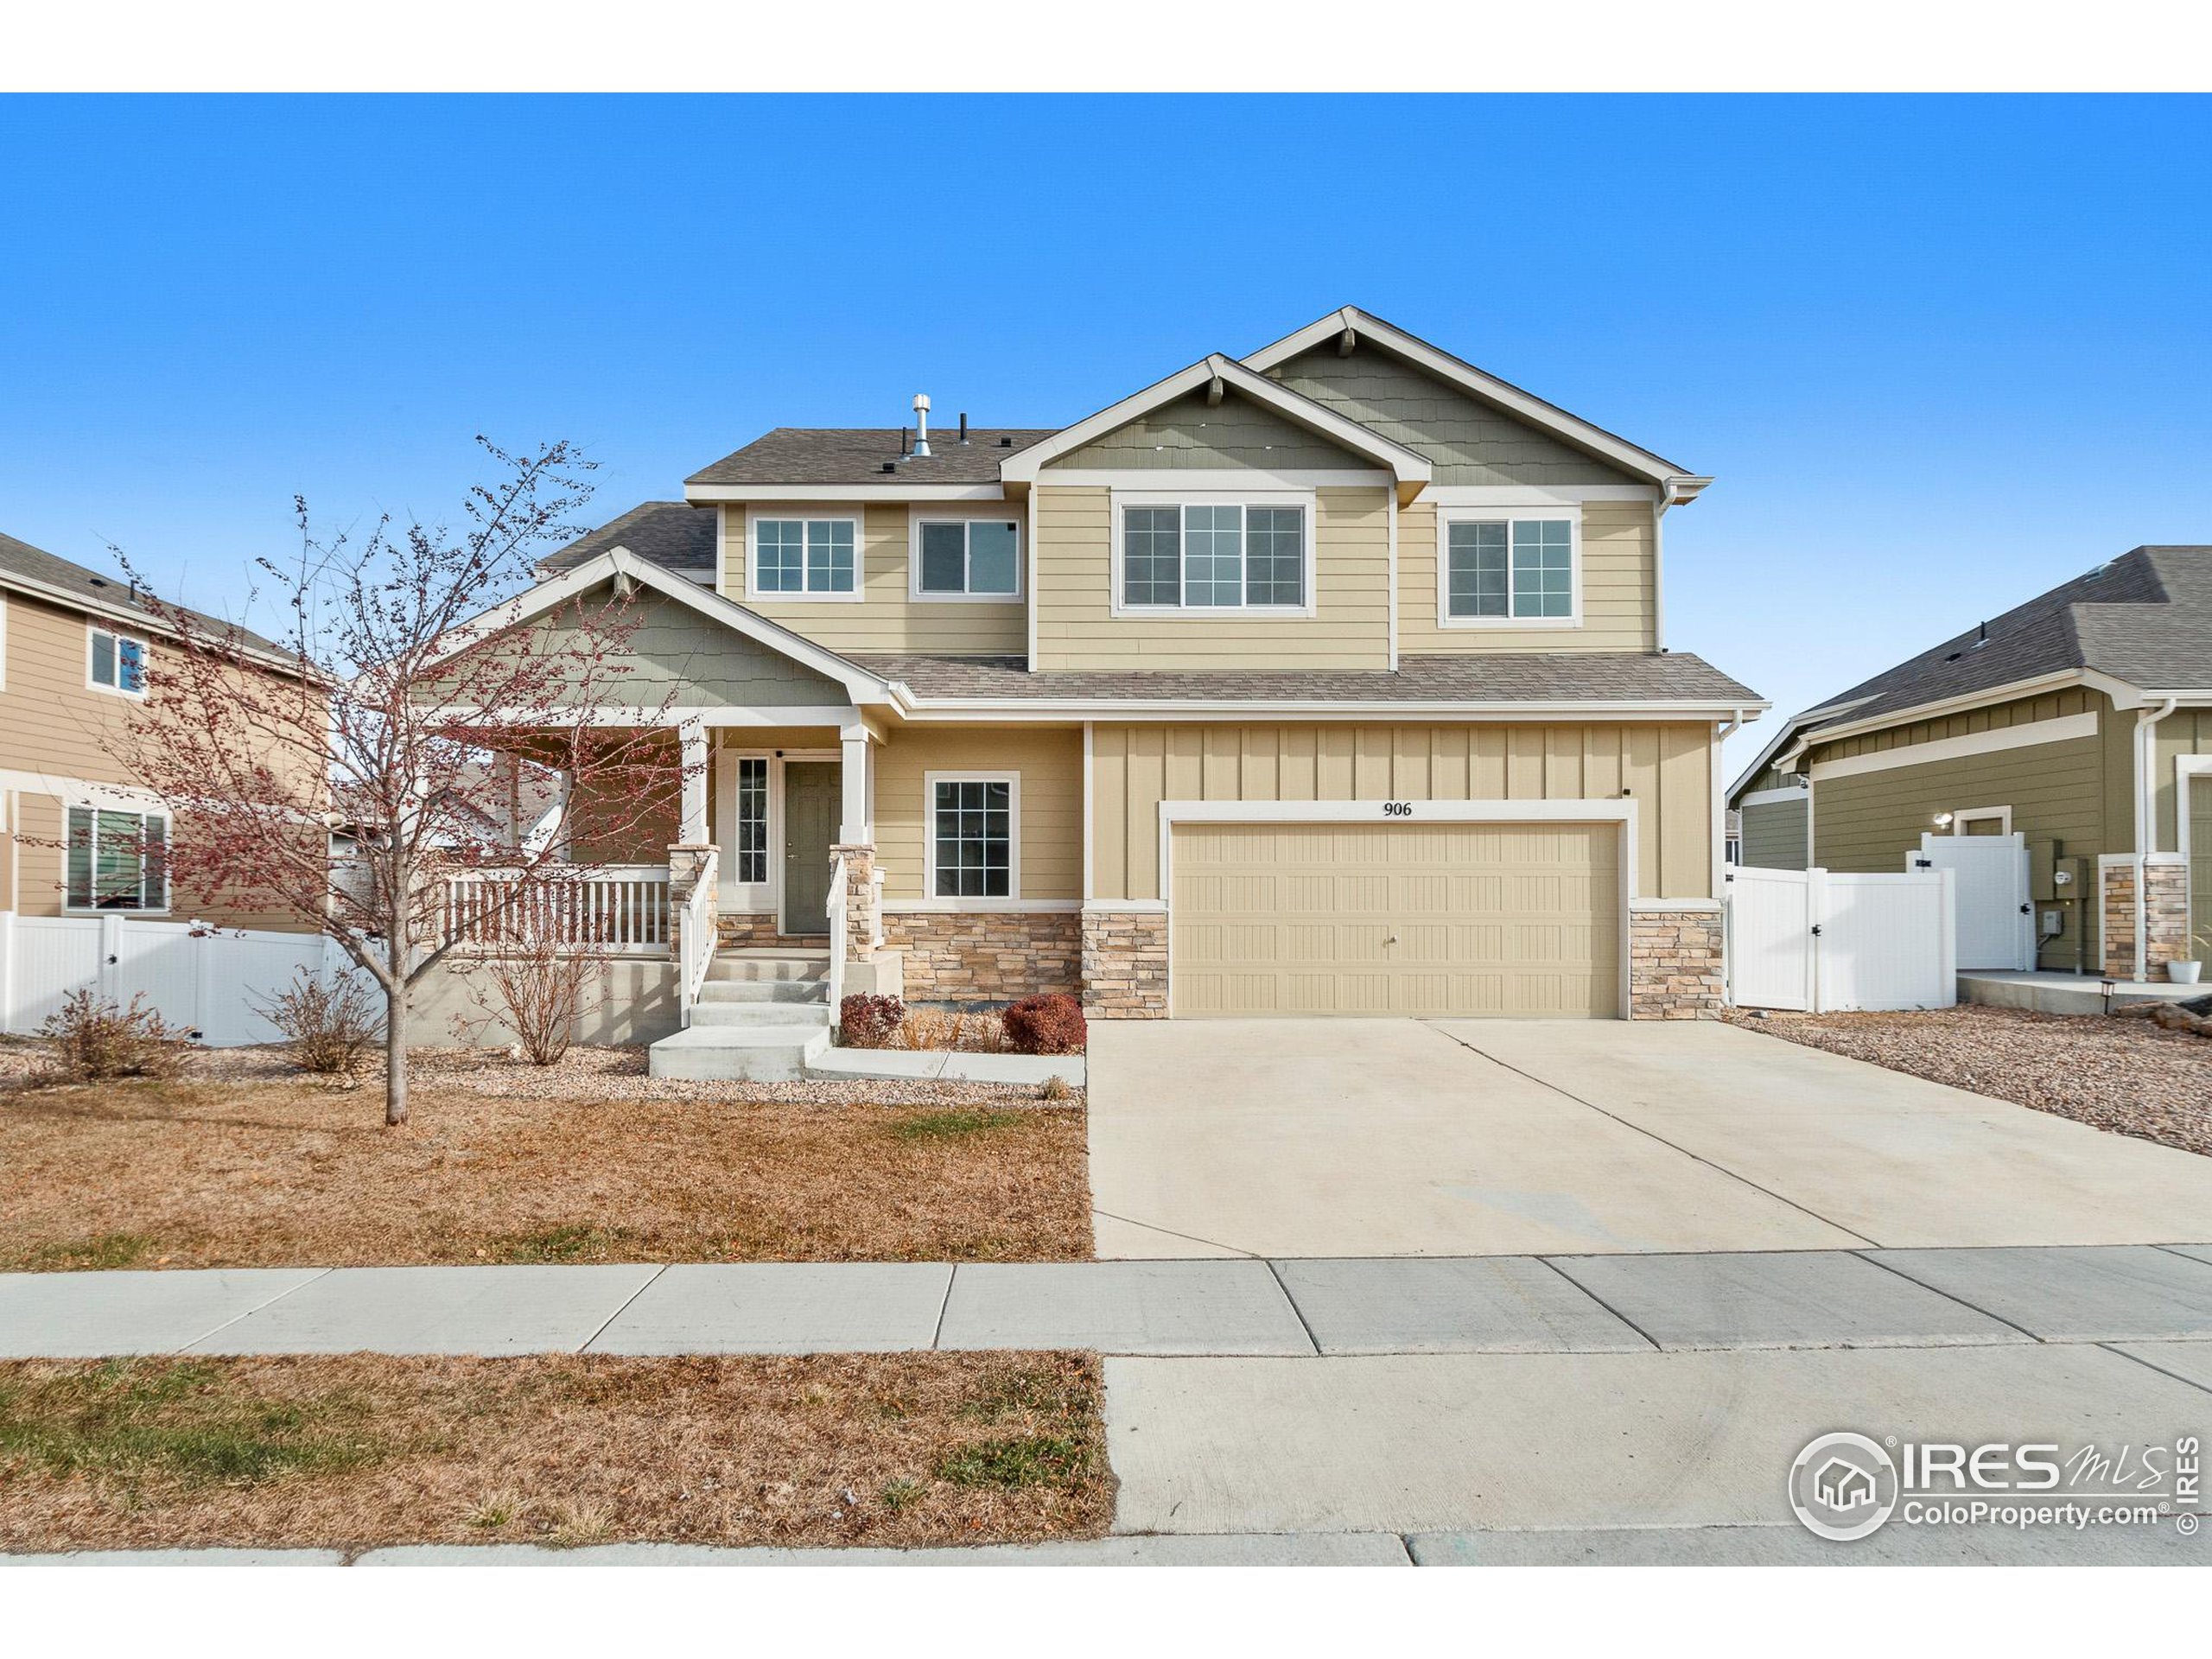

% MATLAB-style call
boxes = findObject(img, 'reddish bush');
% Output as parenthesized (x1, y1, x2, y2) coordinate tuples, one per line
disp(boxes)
(840, 992, 906, 1049)
(1001, 992, 1086, 1056)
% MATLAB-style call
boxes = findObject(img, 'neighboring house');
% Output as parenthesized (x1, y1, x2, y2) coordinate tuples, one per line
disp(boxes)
(1726, 546, 2212, 979)
(0, 531, 315, 938)
(479, 306, 1761, 1038)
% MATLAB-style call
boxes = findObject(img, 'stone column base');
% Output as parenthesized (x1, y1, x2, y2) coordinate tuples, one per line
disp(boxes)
(1082, 907, 1169, 1019)
(1630, 905, 1724, 1020)
(2104, 855, 2192, 979)
(831, 842, 877, 963)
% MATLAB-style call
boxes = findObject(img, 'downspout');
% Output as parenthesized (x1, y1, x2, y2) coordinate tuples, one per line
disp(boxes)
(2132, 696, 2177, 980)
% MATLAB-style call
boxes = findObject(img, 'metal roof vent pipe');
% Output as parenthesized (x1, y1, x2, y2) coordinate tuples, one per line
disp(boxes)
(912, 392, 932, 457)
(958, 411, 969, 444)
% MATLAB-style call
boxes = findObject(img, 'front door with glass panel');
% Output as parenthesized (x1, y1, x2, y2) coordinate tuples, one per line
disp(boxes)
(781, 762, 838, 936)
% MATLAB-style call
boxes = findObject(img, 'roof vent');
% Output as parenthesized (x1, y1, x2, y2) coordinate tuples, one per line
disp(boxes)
(880, 461, 897, 474)
(997, 435, 1014, 448)
(912, 392, 932, 458)
(958, 411, 969, 445)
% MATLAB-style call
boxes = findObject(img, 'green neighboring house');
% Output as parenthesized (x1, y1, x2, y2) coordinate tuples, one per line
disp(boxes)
(1726, 546, 2212, 980)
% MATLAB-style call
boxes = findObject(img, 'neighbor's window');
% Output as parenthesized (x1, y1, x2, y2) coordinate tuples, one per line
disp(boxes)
(917, 519, 1020, 597)
(931, 778, 1013, 899)
(89, 626, 149, 695)
(1119, 502, 1306, 610)
(1446, 518, 1574, 620)
(753, 518, 857, 595)
(734, 757, 768, 884)
(66, 805, 168, 911)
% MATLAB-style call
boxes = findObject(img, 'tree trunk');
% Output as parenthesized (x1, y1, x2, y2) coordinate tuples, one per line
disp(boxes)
(385, 986, 409, 1128)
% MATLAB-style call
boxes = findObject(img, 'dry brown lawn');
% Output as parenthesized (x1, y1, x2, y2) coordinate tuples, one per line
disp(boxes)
(0, 1351, 1112, 1554)
(0, 1077, 1090, 1269)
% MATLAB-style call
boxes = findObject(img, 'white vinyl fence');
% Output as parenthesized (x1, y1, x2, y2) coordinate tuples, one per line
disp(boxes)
(1905, 833, 2034, 970)
(0, 913, 359, 1046)
(1724, 863, 1957, 1013)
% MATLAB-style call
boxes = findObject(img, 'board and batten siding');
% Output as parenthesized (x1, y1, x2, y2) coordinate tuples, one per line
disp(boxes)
(1397, 498, 1656, 653)
(874, 725, 1084, 903)
(716, 504, 1027, 657)
(1031, 485, 1390, 671)
(1738, 796, 1810, 869)
(2149, 705, 2212, 854)
(1089, 721, 1714, 905)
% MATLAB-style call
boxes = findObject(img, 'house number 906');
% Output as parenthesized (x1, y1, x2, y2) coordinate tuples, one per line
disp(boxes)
(1382, 801, 1414, 817)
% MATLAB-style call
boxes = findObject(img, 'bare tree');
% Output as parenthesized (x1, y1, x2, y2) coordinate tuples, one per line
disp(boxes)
(110, 439, 689, 1126)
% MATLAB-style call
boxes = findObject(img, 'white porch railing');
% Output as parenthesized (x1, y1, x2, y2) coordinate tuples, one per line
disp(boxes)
(440, 865, 671, 953)
(825, 848, 847, 1014)
(677, 848, 718, 1027)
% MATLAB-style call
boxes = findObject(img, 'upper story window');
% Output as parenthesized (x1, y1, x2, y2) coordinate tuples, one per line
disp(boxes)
(752, 516, 859, 599)
(88, 626, 149, 696)
(1440, 512, 1580, 627)
(913, 517, 1020, 600)
(66, 804, 168, 911)
(1116, 499, 1311, 613)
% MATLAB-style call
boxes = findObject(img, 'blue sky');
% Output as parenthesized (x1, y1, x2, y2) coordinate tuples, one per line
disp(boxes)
(3, 94, 2207, 772)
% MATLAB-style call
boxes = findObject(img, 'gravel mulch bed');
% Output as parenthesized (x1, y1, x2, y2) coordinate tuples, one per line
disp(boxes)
(1726, 1005, 2212, 1158)
(0, 1351, 1112, 1554)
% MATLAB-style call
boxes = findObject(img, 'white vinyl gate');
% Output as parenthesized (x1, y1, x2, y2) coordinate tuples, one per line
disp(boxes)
(1725, 863, 1958, 1012)
(0, 914, 350, 1046)
(1906, 833, 2034, 970)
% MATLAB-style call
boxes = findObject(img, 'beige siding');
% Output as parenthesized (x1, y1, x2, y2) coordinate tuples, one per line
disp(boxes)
(874, 725, 1083, 902)
(1032, 485, 1390, 671)
(1398, 498, 1656, 654)
(718, 505, 1027, 657)
(1051, 388, 1368, 471)
(1090, 721, 1714, 904)
(1738, 797, 1809, 868)
(1265, 344, 1642, 486)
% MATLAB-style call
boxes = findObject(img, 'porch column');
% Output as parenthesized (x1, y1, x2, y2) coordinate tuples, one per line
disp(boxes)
(678, 717, 709, 846)
(839, 722, 873, 844)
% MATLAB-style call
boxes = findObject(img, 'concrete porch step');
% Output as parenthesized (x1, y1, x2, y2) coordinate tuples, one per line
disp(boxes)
(708, 950, 830, 984)
(647, 1026, 830, 1082)
(687, 1001, 833, 1030)
(695, 978, 828, 1005)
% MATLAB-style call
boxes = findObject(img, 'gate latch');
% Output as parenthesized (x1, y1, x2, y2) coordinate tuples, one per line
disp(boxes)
(1809, 925, 1822, 937)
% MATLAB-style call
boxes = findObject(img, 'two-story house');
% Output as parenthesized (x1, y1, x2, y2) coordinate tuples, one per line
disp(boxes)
(471, 308, 1761, 1064)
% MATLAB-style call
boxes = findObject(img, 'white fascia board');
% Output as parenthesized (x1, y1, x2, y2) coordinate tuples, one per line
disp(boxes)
(1807, 712, 2100, 782)
(1241, 306, 1703, 495)
(0, 570, 308, 681)
(892, 698, 1765, 722)
(1724, 695, 1886, 802)
(1738, 785, 1812, 809)
(419, 548, 894, 708)
(685, 483, 1006, 503)
(1001, 353, 1432, 499)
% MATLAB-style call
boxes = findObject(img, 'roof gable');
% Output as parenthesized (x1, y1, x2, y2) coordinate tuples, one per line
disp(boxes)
(1048, 385, 1376, 473)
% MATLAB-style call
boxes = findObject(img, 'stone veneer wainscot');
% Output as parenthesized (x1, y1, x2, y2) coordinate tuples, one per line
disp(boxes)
(881, 910, 1081, 1003)
(1629, 905, 1724, 1020)
(1082, 907, 1170, 1019)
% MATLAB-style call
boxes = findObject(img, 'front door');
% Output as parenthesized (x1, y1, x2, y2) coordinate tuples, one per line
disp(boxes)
(781, 761, 838, 936)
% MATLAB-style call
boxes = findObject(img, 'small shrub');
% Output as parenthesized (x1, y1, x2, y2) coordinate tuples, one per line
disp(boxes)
(1038, 1074, 1074, 1103)
(895, 1007, 1007, 1052)
(840, 992, 905, 1049)
(255, 969, 384, 1076)
(1001, 993, 1086, 1056)
(34, 989, 189, 1084)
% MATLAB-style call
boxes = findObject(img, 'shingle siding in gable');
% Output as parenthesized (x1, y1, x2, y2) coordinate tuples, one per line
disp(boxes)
(1265, 345, 1642, 486)
(1048, 389, 1370, 472)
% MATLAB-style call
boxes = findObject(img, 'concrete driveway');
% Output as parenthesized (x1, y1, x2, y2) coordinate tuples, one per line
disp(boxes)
(1087, 1018, 2212, 1258)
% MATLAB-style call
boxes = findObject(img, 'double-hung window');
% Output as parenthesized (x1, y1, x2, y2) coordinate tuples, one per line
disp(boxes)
(928, 775, 1015, 899)
(1116, 499, 1309, 612)
(914, 518, 1020, 599)
(1442, 514, 1578, 625)
(89, 626, 149, 695)
(752, 517, 859, 597)
(66, 805, 168, 911)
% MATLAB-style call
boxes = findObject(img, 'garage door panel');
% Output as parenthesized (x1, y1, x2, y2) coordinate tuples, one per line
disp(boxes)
(1171, 818, 1619, 1020)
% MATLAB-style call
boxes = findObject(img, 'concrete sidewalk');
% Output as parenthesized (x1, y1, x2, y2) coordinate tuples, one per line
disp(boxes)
(7, 1244, 2212, 1359)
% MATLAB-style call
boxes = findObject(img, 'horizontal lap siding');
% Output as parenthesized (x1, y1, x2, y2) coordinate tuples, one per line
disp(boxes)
(1396, 499, 1655, 653)
(1813, 737, 2107, 871)
(1738, 797, 1809, 868)
(2152, 706, 2212, 851)
(1090, 721, 1713, 904)
(874, 726, 1083, 902)
(1033, 486, 1389, 671)
(719, 505, 1026, 657)
(13, 791, 312, 931)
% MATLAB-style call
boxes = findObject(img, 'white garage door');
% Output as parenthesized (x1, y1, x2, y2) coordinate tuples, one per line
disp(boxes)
(1169, 821, 1620, 1018)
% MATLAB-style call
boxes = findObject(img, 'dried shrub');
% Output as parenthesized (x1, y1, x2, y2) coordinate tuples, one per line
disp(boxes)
(1001, 994, 1086, 1057)
(450, 878, 612, 1067)
(840, 993, 905, 1049)
(896, 1007, 1007, 1054)
(255, 969, 384, 1076)
(35, 990, 189, 1084)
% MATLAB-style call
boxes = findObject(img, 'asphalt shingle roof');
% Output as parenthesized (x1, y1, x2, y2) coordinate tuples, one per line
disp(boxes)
(686, 429, 1055, 487)
(1797, 545, 2212, 737)
(537, 500, 718, 576)
(0, 530, 289, 657)
(850, 652, 1758, 705)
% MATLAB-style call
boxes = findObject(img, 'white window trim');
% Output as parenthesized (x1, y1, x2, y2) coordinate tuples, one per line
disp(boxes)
(62, 798, 172, 914)
(907, 509, 1025, 603)
(1109, 490, 1319, 620)
(1950, 804, 2013, 836)
(747, 512, 865, 603)
(922, 770, 1020, 905)
(86, 621, 151, 697)
(715, 749, 776, 908)
(1435, 505, 1584, 631)
(0, 592, 9, 691)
